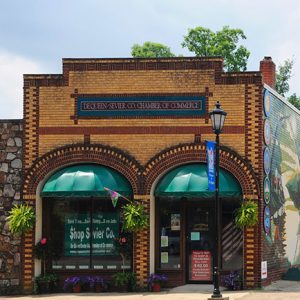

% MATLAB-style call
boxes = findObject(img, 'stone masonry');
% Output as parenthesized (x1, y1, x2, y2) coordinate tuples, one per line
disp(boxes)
(0, 120, 23, 295)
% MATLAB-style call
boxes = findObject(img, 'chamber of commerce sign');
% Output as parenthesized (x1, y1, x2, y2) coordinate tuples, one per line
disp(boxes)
(77, 95, 205, 117)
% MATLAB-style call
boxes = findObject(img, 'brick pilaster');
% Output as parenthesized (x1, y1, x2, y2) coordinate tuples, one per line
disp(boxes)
(133, 195, 150, 287)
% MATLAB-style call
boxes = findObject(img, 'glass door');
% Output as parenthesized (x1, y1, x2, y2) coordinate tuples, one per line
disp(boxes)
(186, 204, 213, 282)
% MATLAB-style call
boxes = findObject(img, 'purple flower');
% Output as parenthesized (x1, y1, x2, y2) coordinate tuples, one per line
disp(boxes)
(147, 273, 168, 286)
(90, 276, 108, 290)
(63, 276, 82, 291)
(223, 271, 241, 290)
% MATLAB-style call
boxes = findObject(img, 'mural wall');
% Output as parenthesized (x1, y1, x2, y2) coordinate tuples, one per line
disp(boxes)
(263, 87, 300, 273)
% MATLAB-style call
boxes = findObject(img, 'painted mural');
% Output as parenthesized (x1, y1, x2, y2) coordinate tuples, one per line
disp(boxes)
(264, 88, 300, 269)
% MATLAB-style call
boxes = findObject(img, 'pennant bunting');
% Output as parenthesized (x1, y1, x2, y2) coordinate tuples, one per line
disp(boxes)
(104, 187, 121, 208)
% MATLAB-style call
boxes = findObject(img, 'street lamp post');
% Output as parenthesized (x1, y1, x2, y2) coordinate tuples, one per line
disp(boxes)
(208, 101, 227, 300)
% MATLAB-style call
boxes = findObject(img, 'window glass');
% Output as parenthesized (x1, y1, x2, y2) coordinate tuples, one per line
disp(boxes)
(48, 198, 132, 271)
(158, 198, 181, 269)
(92, 199, 131, 270)
(221, 198, 243, 271)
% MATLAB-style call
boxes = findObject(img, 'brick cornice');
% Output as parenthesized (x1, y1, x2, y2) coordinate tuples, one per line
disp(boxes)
(23, 57, 264, 88)
(143, 142, 260, 196)
(217, 72, 263, 85)
(23, 143, 143, 195)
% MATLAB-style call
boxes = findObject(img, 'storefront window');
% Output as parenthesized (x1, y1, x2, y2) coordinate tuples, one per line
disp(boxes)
(158, 198, 181, 269)
(47, 198, 131, 271)
(221, 198, 243, 271)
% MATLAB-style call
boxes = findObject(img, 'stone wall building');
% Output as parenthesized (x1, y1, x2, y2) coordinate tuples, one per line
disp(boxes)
(0, 120, 23, 294)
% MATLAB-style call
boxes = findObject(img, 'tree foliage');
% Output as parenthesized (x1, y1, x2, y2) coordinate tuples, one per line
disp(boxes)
(181, 26, 250, 71)
(275, 59, 294, 96)
(288, 93, 300, 110)
(275, 59, 300, 110)
(131, 42, 175, 58)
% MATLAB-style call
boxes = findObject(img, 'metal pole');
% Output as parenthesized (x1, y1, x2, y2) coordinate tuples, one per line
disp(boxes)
(212, 132, 222, 298)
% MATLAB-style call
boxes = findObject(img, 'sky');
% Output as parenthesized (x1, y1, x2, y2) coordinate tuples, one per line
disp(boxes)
(0, 0, 300, 119)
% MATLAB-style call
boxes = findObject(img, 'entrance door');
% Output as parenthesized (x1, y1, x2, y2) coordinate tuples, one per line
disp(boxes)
(186, 204, 213, 282)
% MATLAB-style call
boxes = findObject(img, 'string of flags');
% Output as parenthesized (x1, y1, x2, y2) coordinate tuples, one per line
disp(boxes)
(104, 187, 132, 207)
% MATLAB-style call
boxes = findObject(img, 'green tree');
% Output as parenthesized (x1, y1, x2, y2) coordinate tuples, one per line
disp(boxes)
(182, 26, 250, 72)
(131, 42, 175, 58)
(275, 59, 300, 110)
(275, 59, 294, 96)
(288, 93, 300, 110)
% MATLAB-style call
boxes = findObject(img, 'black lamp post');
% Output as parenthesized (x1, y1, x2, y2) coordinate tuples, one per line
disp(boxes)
(209, 101, 227, 299)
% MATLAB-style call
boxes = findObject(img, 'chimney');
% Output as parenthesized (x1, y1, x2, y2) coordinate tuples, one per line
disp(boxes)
(260, 56, 276, 88)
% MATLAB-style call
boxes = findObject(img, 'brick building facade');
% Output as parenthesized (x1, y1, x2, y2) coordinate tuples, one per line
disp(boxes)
(1, 56, 293, 294)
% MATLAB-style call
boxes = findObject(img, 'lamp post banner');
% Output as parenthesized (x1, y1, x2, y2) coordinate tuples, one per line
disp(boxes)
(206, 140, 216, 191)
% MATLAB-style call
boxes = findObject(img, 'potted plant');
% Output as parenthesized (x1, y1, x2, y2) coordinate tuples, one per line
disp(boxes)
(63, 276, 82, 293)
(114, 233, 132, 270)
(33, 238, 48, 277)
(34, 273, 59, 294)
(122, 202, 149, 232)
(90, 276, 108, 292)
(33, 237, 61, 293)
(6, 204, 35, 236)
(147, 273, 167, 292)
(112, 272, 136, 292)
(222, 271, 242, 290)
(234, 200, 258, 229)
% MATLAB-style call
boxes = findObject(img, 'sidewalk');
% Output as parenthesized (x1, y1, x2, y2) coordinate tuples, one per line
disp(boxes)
(3, 281, 300, 300)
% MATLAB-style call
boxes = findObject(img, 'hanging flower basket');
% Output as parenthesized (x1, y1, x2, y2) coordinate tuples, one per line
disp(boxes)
(234, 200, 258, 229)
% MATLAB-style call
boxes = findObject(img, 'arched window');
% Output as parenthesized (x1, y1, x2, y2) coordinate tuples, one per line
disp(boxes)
(41, 164, 132, 271)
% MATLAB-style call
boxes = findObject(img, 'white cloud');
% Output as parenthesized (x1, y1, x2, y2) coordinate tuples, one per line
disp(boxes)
(0, 50, 42, 119)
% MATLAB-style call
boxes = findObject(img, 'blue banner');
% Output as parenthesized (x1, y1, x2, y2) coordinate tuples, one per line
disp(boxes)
(206, 141, 216, 191)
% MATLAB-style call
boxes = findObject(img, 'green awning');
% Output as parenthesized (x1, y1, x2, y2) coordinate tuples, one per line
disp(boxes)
(41, 164, 132, 197)
(155, 164, 242, 198)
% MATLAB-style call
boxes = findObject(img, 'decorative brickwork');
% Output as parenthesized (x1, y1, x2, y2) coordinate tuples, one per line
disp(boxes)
(21, 229, 34, 294)
(133, 195, 150, 287)
(143, 142, 259, 196)
(38, 125, 244, 135)
(23, 143, 143, 195)
(23, 57, 262, 89)
(243, 82, 263, 288)
(23, 86, 39, 169)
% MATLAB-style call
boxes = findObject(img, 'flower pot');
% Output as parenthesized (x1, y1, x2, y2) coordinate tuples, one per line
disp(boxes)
(152, 283, 161, 292)
(73, 284, 81, 293)
(95, 284, 103, 293)
(116, 284, 128, 292)
(37, 280, 50, 294)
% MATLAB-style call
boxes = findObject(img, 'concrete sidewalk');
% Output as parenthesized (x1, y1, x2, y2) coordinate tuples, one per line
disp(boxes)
(2, 281, 300, 300)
